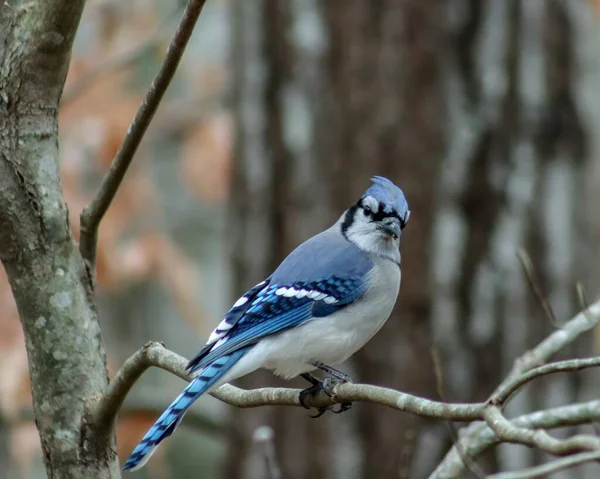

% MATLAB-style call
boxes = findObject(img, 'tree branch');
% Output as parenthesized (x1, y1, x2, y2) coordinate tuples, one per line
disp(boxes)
(483, 406, 600, 455)
(432, 299, 600, 478)
(429, 400, 600, 478)
(79, 0, 208, 272)
(90, 300, 600, 476)
(90, 342, 486, 431)
(488, 451, 600, 479)
(490, 357, 600, 406)
(93, 320, 600, 458)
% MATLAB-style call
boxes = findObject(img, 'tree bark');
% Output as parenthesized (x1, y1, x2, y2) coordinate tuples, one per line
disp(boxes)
(228, 1, 600, 478)
(0, 2, 119, 477)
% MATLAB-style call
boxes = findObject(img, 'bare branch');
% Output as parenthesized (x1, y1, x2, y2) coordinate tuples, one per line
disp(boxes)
(91, 342, 486, 431)
(92, 342, 170, 431)
(488, 451, 600, 479)
(93, 301, 600, 476)
(79, 0, 208, 272)
(495, 299, 600, 394)
(430, 401, 600, 478)
(95, 326, 600, 478)
(490, 357, 600, 406)
(433, 299, 600, 477)
(483, 406, 600, 455)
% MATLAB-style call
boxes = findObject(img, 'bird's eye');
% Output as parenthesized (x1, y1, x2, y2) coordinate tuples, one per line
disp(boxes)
(363, 206, 372, 216)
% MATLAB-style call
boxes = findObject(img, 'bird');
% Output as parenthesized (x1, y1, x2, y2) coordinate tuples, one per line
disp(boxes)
(122, 176, 410, 471)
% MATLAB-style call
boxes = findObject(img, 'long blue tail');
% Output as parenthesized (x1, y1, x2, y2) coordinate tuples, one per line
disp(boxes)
(122, 347, 250, 471)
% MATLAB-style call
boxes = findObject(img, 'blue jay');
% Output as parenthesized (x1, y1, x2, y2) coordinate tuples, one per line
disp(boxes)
(123, 176, 410, 471)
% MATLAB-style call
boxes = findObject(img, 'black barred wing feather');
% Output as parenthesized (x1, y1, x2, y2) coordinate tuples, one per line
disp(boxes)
(188, 275, 367, 374)
(186, 278, 270, 373)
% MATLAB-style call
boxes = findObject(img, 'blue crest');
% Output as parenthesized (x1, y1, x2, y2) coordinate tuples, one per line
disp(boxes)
(362, 176, 409, 218)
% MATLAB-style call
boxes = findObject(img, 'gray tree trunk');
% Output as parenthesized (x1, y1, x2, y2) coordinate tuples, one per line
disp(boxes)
(0, 2, 120, 477)
(227, 1, 600, 478)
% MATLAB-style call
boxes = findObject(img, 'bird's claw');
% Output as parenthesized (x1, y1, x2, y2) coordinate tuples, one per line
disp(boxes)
(309, 402, 352, 418)
(299, 377, 353, 418)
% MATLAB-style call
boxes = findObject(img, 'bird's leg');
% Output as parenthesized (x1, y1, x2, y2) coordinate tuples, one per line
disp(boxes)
(310, 361, 353, 383)
(298, 373, 324, 410)
(310, 362, 353, 414)
(298, 374, 352, 418)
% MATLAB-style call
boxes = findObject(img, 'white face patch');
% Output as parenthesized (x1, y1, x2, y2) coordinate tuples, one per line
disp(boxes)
(362, 195, 379, 213)
(342, 206, 402, 264)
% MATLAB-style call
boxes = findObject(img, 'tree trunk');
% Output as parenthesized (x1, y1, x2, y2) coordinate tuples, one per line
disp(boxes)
(228, 1, 600, 478)
(0, 2, 119, 477)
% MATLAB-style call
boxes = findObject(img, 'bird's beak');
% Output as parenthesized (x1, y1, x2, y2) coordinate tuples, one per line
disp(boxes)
(377, 217, 401, 239)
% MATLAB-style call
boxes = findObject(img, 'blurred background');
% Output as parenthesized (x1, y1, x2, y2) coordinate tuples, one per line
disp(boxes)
(2, 0, 600, 477)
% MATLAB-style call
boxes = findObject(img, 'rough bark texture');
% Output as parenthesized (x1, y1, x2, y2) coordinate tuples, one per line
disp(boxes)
(0, 2, 119, 477)
(227, 1, 600, 478)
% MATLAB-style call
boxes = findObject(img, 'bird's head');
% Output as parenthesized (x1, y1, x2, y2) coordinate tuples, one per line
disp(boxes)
(341, 176, 410, 263)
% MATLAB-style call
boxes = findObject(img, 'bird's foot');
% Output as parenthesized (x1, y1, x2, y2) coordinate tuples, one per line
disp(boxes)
(310, 361, 353, 383)
(298, 376, 352, 418)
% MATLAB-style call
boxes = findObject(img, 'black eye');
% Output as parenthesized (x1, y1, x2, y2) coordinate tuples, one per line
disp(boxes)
(363, 205, 372, 216)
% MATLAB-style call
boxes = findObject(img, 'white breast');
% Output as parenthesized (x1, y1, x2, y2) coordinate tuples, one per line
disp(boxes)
(253, 258, 401, 379)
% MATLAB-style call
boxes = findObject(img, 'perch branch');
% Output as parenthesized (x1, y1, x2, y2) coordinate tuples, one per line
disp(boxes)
(91, 300, 600, 476)
(93, 312, 600, 456)
(79, 0, 208, 272)
(488, 450, 600, 479)
(90, 341, 486, 430)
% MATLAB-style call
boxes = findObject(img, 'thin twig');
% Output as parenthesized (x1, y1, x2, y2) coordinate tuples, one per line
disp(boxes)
(483, 406, 600, 456)
(429, 400, 600, 478)
(492, 299, 600, 397)
(433, 299, 600, 478)
(517, 249, 559, 327)
(487, 450, 600, 479)
(490, 357, 600, 407)
(79, 0, 208, 273)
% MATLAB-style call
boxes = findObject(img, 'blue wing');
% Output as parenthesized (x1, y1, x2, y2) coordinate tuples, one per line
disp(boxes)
(188, 275, 368, 373)
(187, 278, 271, 373)
(188, 229, 374, 373)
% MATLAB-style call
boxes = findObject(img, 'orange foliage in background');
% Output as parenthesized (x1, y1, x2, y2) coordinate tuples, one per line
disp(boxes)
(0, 1, 231, 475)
